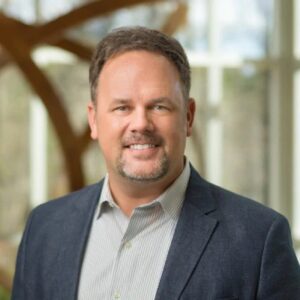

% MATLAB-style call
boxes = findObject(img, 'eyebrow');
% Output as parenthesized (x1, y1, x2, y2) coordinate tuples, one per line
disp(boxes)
(150, 97, 172, 103)
(112, 98, 131, 104)
(111, 97, 172, 104)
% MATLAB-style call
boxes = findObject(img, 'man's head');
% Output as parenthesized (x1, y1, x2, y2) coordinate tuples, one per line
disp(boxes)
(88, 27, 195, 187)
(89, 26, 191, 103)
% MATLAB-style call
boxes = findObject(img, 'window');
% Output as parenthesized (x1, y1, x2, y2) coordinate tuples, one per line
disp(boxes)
(0, 0, 299, 259)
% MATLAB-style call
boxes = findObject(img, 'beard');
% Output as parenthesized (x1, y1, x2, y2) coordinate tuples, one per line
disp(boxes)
(116, 152, 169, 182)
(116, 132, 169, 182)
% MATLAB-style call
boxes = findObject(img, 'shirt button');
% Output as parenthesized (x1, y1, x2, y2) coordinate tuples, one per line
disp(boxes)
(124, 241, 132, 249)
(113, 292, 121, 299)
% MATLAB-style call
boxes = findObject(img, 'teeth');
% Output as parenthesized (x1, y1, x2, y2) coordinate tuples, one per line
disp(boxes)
(129, 144, 156, 150)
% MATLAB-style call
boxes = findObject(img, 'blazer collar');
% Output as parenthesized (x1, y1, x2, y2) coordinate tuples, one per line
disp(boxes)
(155, 166, 218, 300)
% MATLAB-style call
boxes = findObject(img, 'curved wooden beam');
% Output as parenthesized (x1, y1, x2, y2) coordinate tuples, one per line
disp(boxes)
(161, 2, 188, 36)
(29, 0, 163, 44)
(0, 26, 85, 190)
(0, 268, 11, 292)
(0, 12, 33, 35)
(51, 38, 93, 61)
(0, 38, 93, 69)
(77, 125, 93, 155)
(0, 47, 9, 69)
(0, 0, 160, 63)
(0, 240, 15, 292)
(0, 0, 167, 66)
(0, 13, 93, 60)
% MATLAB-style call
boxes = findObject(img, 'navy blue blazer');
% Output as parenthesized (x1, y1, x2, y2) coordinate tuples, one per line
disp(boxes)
(12, 167, 300, 299)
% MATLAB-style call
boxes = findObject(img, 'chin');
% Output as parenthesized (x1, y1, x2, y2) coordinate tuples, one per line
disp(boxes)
(118, 164, 169, 183)
(117, 154, 170, 182)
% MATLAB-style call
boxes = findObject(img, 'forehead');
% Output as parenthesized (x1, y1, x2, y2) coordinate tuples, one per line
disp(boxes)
(104, 50, 176, 71)
(99, 50, 180, 86)
(94, 50, 185, 105)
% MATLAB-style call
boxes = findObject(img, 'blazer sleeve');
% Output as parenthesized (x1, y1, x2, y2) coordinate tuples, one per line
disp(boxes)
(11, 210, 34, 300)
(257, 215, 300, 299)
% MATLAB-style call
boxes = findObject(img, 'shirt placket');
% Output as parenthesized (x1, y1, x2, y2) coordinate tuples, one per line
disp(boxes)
(109, 207, 157, 300)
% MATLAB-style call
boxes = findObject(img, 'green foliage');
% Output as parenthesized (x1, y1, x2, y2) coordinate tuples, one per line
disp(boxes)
(0, 286, 10, 300)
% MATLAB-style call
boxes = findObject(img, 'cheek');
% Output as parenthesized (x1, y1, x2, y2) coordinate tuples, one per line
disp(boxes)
(109, 118, 127, 130)
(162, 123, 187, 146)
(97, 117, 125, 146)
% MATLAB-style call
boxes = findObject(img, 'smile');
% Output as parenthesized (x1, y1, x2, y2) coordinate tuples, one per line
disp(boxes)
(128, 144, 157, 150)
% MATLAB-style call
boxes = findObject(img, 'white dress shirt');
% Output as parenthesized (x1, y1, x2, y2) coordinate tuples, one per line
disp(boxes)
(78, 162, 190, 300)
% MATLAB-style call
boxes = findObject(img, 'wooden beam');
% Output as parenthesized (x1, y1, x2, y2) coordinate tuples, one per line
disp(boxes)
(0, 14, 93, 62)
(0, 0, 163, 63)
(0, 268, 11, 292)
(28, 0, 163, 44)
(161, 2, 188, 36)
(51, 38, 93, 61)
(0, 240, 16, 292)
(0, 46, 9, 69)
(0, 25, 85, 190)
(78, 125, 93, 155)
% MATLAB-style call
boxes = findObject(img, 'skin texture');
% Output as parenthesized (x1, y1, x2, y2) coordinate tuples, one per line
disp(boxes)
(88, 50, 195, 216)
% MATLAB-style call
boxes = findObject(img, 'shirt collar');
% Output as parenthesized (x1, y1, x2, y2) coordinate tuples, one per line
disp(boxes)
(97, 160, 190, 220)
(150, 161, 190, 219)
(98, 176, 117, 213)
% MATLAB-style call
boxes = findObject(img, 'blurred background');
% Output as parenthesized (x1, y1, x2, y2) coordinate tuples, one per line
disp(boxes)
(0, 0, 299, 298)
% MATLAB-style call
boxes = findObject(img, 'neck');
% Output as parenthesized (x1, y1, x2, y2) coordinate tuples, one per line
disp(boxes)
(108, 171, 182, 217)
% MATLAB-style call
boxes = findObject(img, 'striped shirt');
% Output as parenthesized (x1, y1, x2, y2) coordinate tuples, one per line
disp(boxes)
(77, 162, 190, 300)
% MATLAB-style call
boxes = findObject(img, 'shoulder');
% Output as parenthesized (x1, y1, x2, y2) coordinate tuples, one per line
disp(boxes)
(185, 166, 300, 297)
(28, 181, 103, 224)
(18, 181, 103, 251)
(187, 167, 298, 263)
(210, 181, 281, 222)
(188, 166, 286, 230)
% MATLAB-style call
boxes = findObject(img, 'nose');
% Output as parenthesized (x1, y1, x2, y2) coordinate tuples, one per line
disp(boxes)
(129, 107, 154, 133)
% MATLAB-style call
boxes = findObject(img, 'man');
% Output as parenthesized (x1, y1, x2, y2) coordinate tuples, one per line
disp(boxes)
(12, 27, 300, 300)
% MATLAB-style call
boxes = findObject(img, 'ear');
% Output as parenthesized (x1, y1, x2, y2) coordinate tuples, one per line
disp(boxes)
(186, 98, 196, 137)
(87, 101, 98, 140)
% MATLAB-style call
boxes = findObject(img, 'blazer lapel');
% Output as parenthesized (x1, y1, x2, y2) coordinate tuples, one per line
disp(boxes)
(53, 181, 103, 300)
(155, 168, 218, 300)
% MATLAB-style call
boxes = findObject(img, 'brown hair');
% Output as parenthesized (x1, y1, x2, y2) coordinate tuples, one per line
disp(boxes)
(89, 26, 191, 103)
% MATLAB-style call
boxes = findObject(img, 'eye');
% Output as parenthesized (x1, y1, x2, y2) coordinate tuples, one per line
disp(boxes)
(152, 104, 169, 111)
(113, 105, 129, 112)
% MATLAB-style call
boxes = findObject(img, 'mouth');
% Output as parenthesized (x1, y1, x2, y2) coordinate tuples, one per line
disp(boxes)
(123, 142, 161, 159)
(126, 144, 158, 150)
(122, 135, 162, 155)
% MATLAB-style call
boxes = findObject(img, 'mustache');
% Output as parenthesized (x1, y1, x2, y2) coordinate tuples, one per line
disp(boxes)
(122, 133, 163, 146)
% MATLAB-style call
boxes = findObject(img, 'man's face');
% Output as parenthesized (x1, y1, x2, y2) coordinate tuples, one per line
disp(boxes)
(88, 50, 195, 184)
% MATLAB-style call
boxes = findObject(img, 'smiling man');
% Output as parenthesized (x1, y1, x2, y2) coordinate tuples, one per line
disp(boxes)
(12, 27, 300, 300)
(88, 49, 194, 216)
